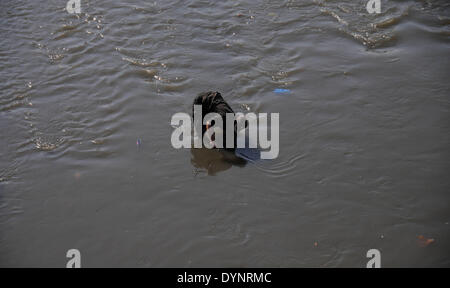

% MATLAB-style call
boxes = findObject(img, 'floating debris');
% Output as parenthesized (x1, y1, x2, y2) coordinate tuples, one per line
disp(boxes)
(91, 139, 104, 145)
(274, 88, 291, 94)
(417, 235, 435, 247)
(240, 103, 251, 111)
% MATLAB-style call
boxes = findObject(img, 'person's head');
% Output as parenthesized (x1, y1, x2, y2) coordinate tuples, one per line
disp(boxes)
(192, 91, 235, 139)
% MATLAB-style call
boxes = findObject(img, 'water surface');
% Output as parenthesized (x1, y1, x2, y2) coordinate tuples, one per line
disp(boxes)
(0, 0, 449, 267)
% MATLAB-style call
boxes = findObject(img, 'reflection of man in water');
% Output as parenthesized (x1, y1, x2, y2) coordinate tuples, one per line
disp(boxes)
(190, 148, 246, 176)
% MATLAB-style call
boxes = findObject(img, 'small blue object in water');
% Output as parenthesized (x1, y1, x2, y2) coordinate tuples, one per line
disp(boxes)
(136, 138, 142, 148)
(274, 88, 290, 94)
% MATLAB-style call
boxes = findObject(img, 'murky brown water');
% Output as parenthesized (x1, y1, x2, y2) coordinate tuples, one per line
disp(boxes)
(1, 0, 449, 267)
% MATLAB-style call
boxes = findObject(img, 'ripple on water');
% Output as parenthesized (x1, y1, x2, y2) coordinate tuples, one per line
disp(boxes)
(252, 152, 308, 179)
